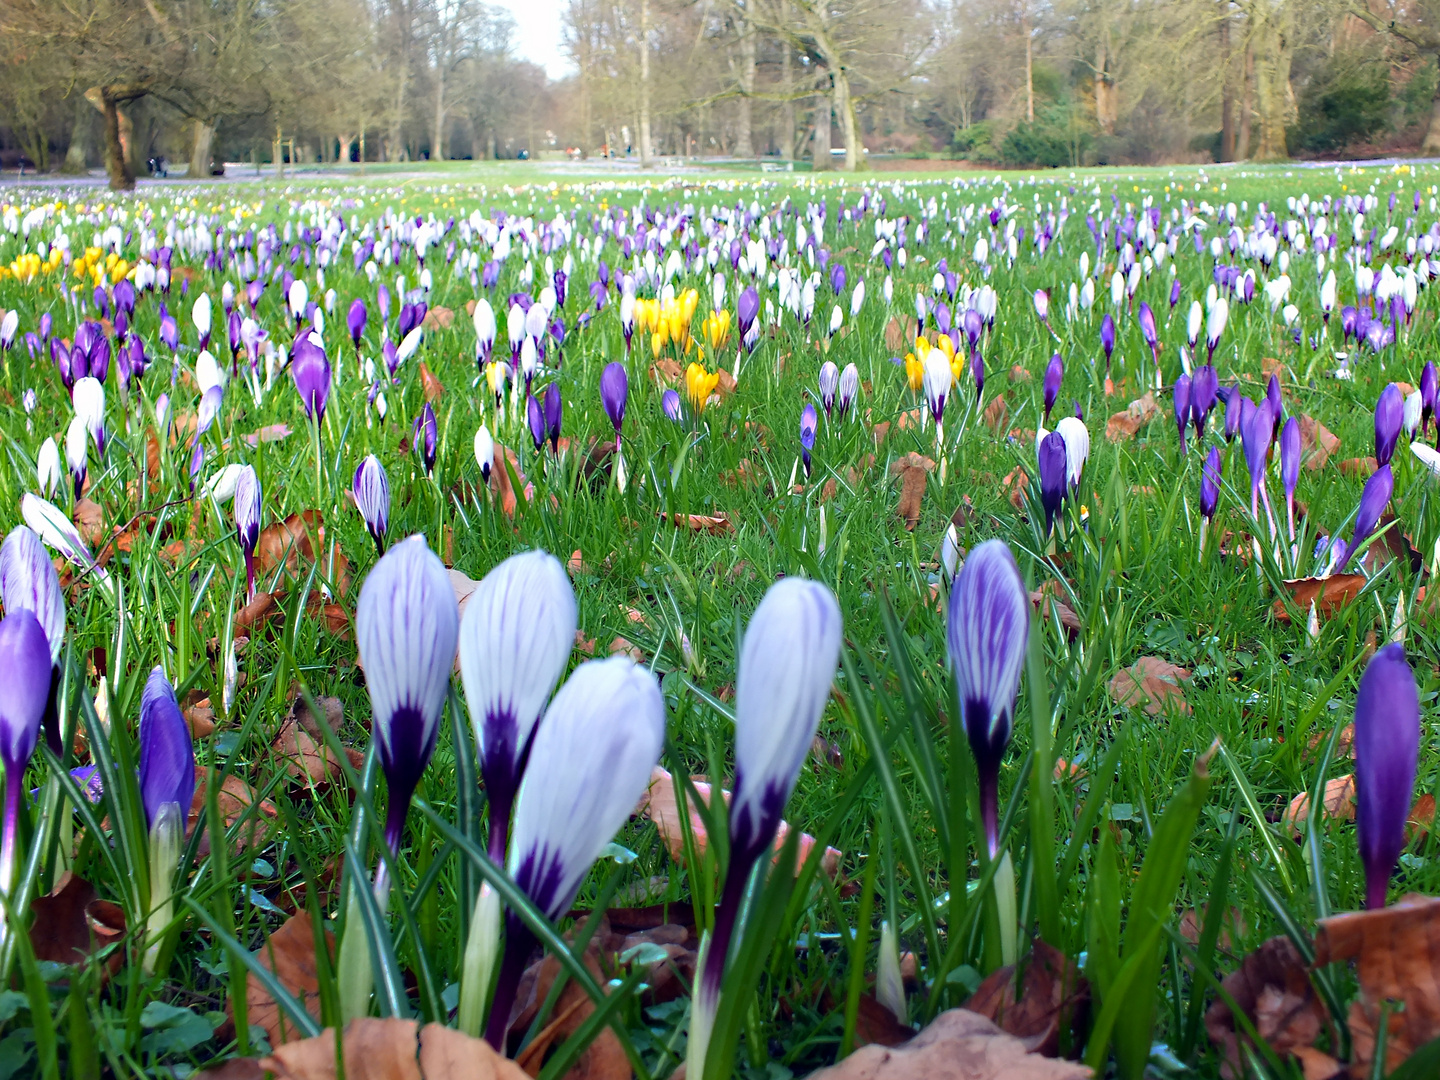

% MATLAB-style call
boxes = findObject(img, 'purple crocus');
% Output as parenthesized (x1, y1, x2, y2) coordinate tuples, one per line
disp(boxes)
(1100, 313, 1116, 367)
(1345, 463, 1394, 571)
(1266, 374, 1283, 442)
(1375, 383, 1403, 467)
(947, 539, 1028, 858)
(415, 403, 438, 475)
(0, 611, 55, 946)
(291, 332, 331, 423)
(1174, 373, 1192, 453)
(138, 666, 195, 833)
(601, 363, 628, 443)
(353, 454, 390, 554)
(662, 388, 682, 422)
(818, 361, 839, 418)
(355, 534, 459, 867)
(1200, 446, 1222, 521)
(1223, 385, 1243, 442)
(1281, 417, 1300, 542)
(348, 298, 368, 352)
(1354, 644, 1419, 910)
(1038, 431, 1068, 536)
(234, 465, 261, 601)
(1137, 302, 1158, 363)
(800, 402, 817, 477)
(0, 527, 64, 756)
(526, 393, 545, 452)
(1421, 362, 1438, 438)
(1190, 365, 1218, 440)
(1241, 398, 1273, 527)
(838, 363, 859, 420)
(737, 286, 760, 347)
(544, 382, 562, 453)
(1043, 354, 1063, 421)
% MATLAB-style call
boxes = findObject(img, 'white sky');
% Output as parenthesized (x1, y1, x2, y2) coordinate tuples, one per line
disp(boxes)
(494, 0, 575, 81)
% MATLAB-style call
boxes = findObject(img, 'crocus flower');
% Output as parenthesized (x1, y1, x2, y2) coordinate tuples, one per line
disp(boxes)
(473, 298, 497, 370)
(1055, 415, 1090, 487)
(234, 465, 261, 601)
(689, 578, 841, 1077)
(1033, 289, 1049, 322)
(0, 611, 52, 952)
(415, 402, 438, 474)
(356, 535, 459, 861)
(457, 550, 577, 860)
(686, 362, 720, 413)
(486, 655, 665, 1048)
(1043, 354, 1063, 421)
(1137, 302, 1158, 362)
(1223, 386, 1242, 442)
(1174, 374, 1191, 453)
(21, 493, 104, 587)
(474, 426, 494, 487)
(1100, 313, 1115, 366)
(65, 416, 88, 499)
(818, 361, 839, 418)
(36, 438, 61, 499)
(1190, 365, 1218, 440)
(1375, 383, 1403, 467)
(1200, 446, 1222, 522)
(737, 285, 759, 346)
(526, 393, 545, 453)
(192, 293, 212, 350)
(291, 332, 331, 423)
(138, 666, 195, 835)
(948, 539, 1028, 857)
(662, 388, 682, 422)
(1281, 417, 1301, 545)
(353, 454, 389, 553)
(800, 402, 817, 477)
(348, 298, 367, 351)
(1206, 298, 1229, 362)
(838, 363, 859, 420)
(1038, 431, 1067, 536)
(1422, 362, 1437, 437)
(544, 382, 563, 453)
(1241, 398, 1271, 523)
(1345, 463, 1394, 571)
(73, 376, 106, 457)
(1354, 644, 1419, 909)
(0, 527, 64, 755)
(923, 351, 951, 427)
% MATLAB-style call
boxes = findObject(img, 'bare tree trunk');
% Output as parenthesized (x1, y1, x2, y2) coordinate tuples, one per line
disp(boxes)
(1220, 12, 1234, 161)
(433, 59, 446, 160)
(781, 42, 795, 160)
(190, 119, 215, 177)
(62, 97, 91, 175)
(1425, 58, 1440, 152)
(639, 0, 652, 166)
(834, 67, 862, 170)
(734, 10, 755, 157)
(86, 87, 135, 191)
(1237, 44, 1254, 160)
(1253, 18, 1292, 161)
(812, 78, 831, 170)
(1094, 38, 1116, 136)
(1024, 7, 1034, 123)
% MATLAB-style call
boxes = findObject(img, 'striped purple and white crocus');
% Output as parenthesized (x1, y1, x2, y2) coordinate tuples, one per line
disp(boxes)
(0, 526, 65, 755)
(353, 454, 390, 554)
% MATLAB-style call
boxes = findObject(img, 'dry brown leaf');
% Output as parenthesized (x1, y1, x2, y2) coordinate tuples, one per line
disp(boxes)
(193, 1060, 271, 1080)
(659, 512, 734, 535)
(244, 914, 331, 1049)
(639, 765, 842, 878)
(1281, 775, 1355, 838)
(1340, 457, 1377, 478)
(650, 358, 683, 385)
(1107, 657, 1191, 716)
(1410, 793, 1436, 842)
(1314, 894, 1440, 1076)
(1009, 365, 1033, 383)
(419, 1023, 533, 1080)
(1001, 467, 1030, 511)
(74, 498, 106, 549)
(489, 443, 536, 519)
(421, 305, 455, 331)
(1104, 392, 1159, 443)
(963, 940, 1089, 1057)
(1205, 935, 1325, 1080)
(188, 767, 279, 856)
(891, 452, 935, 531)
(803, 1008, 1091, 1080)
(1273, 575, 1368, 623)
(1299, 417, 1339, 472)
(255, 511, 352, 598)
(241, 423, 293, 448)
(418, 361, 445, 403)
(28, 873, 126, 982)
(884, 315, 918, 352)
(983, 395, 1009, 433)
(1031, 584, 1081, 640)
(185, 698, 217, 738)
(236, 591, 280, 635)
(513, 969, 628, 1079)
(1304, 724, 1355, 763)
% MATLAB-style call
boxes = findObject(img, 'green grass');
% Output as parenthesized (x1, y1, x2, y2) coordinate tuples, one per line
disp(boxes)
(0, 160, 1437, 1078)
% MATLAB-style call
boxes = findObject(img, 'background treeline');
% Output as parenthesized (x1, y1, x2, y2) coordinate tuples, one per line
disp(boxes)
(4, 0, 1440, 185)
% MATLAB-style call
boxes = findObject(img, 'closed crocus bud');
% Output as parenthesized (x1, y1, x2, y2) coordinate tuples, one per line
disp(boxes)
(818, 361, 839, 418)
(1099, 313, 1115, 361)
(1187, 300, 1203, 346)
(21, 493, 105, 587)
(1421, 362, 1437, 434)
(1190, 365, 1218, 439)
(948, 540, 1028, 857)
(1281, 416, 1301, 540)
(291, 333, 331, 422)
(473, 425, 494, 488)
(353, 454, 390, 553)
(1223, 385, 1243, 442)
(72, 376, 106, 457)
(0, 527, 63, 755)
(36, 438, 61, 499)
(138, 665, 194, 974)
(737, 285, 760, 340)
(472, 298, 497, 369)
(526, 392, 545, 452)
(415, 402, 438, 474)
(600, 362, 628, 439)
(1266, 374, 1283, 441)
(1241, 399, 1271, 517)
(1137, 301, 1158, 357)
(192, 293, 212, 348)
(1038, 431, 1068, 536)
(347, 298, 367, 350)
(1354, 644, 1420, 910)
(1043, 354, 1063, 421)
(1375, 383, 1403, 467)
(1346, 463, 1394, 571)
(0, 610, 52, 950)
(1200, 446, 1222, 520)
(65, 415, 88, 499)
(800, 402, 817, 477)
(356, 535, 459, 858)
(838, 363, 860, 419)
(288, 278, 309, 324)
(662, 388, 682, 422)
(1174, 373, 1192, 453)
(1405, 391, 1423, 439)
(485, 656, 665, 1049)
(1055, 415, 1089, 487)
(234, 465, 261, 600)
(458, 549, 577, 858)
(1033, 289, 1049, 321)
(1206, 298, 1229, 361)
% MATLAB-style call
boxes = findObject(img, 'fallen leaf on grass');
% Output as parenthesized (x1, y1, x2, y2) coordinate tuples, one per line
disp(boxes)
(421, 305, 454, 331)
(1001, 467, 1029, 511)
(1304, 724, 1355, 762)
(1281, 775, 1355, 838)
(490, 443, 537, 519)
(74, 498, 106, 550)
(1313, 893, 1440, 1075)
(248, 1017, 530, 1080)
(817, 988, 914, 1047)
(804, 1008, 1091, 1079)
(235, 591, 280, 635)
(639, 765, 841, 878)
(29, 873, 126, 981)
(1107, 657, 1191, 716)
(419, 361, 445, 403)
(1030, 586, 1081, 640)
(650, 358, 683, 385)
(1339, 457, 1377, 478)
(255, 511, 352, 598)
(963, 940, 1089, 1057)
(1009, 365, 1032, 383)
(241, 423, 293, 448)
(242, 914, 331, 1049)
(659, 512, 734, 535)
(188, 767, 278, 856)
(891, 452, 935, 530)
(511, 945, 628, 1078)
(884, 315, 918, 352)
(1104, 392, 1158, 443)
(1299, 417, 1339, 471)
(1272, 576, 1370, 623)
(184, 696, 217, 738)
(1204, 935, 1325, 1080)
(983, 395, 1008, 432)
(1410, 793, 1436, 841)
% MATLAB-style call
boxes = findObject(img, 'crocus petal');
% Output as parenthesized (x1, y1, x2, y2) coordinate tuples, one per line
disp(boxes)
(138, 667, 195, 830)
(0, 526, 64, 665)
(1354, 644, 1419, 909)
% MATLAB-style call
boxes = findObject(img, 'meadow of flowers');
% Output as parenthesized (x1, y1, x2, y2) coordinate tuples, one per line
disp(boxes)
(0, 163, 1438, 1080)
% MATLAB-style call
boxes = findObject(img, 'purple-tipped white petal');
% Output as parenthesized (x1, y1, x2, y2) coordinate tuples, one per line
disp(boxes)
(1055, 415, 1089, 486)
(234, 466, 261, 552)
(0, 526, 64, 666)
(947, 539, 1028, 772)
(731, 578, 842, 863)
(507, 656, 664, 919)
(21, 494, 104, 585)
(353, 455, 390, 545)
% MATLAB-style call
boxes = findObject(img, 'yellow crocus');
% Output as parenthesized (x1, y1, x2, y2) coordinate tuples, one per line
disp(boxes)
(686, 361, 721, 411)
(904, 353, 925, 392)
(681, 288, 699, 321)
(703, 309, 732, 351)
(110, 259, 130, 284)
